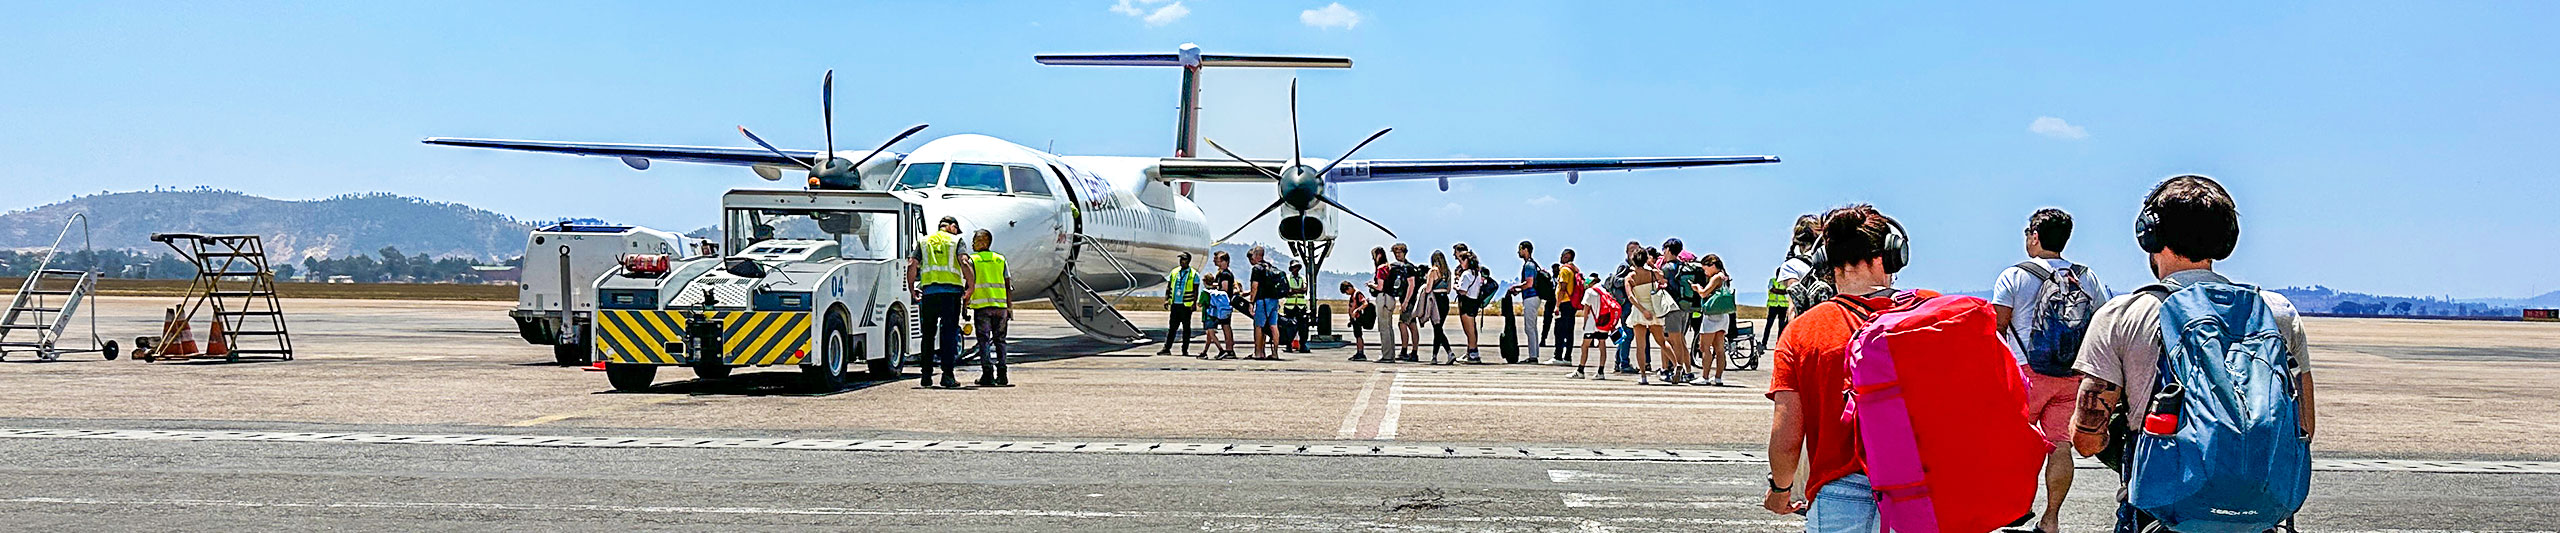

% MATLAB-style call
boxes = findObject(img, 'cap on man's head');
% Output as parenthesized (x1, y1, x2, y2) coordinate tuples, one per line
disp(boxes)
(939, 216, 959, 225)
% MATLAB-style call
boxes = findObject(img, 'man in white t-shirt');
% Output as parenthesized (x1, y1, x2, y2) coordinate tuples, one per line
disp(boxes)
(1988, 208, 2111, 533)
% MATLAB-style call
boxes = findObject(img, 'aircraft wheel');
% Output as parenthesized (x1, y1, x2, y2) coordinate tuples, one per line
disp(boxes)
(552, 342, 588, 366)
(691, 361, 732, 381)
(606, 363, 657, 392)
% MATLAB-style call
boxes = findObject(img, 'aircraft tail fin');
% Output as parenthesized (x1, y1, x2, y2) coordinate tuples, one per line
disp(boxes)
(1036, 43, 1350, 168)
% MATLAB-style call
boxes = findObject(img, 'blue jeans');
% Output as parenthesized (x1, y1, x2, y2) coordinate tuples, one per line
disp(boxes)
(1807, 473, 1880, 533)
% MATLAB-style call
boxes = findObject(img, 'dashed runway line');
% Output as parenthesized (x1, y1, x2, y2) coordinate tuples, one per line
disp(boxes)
(0, 427, 2553, 474)
(1386, 372, 1769, 411)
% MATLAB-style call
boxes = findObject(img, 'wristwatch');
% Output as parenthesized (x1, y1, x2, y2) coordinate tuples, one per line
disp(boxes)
(1766, 475, 1791, 494)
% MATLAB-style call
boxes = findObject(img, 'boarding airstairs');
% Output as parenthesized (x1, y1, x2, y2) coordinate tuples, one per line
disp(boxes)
(0, 214, 116, 361)
(1049, 235, 1147, 344)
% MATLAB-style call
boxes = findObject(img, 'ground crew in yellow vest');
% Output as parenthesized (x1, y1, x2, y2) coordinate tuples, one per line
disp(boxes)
(966, 229, 1014, 388)
(1158, 252, 1203, 356)
(908, 216, 974, 389)
(1282, 261, 1312, 353)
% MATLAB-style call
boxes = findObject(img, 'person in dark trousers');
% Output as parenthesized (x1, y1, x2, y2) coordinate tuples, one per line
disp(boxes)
(965, 230, 1013, 387)
(1159, 252, 1203, 356)
(1550, 249, 1584, 364)
(907, 216, 974, 389)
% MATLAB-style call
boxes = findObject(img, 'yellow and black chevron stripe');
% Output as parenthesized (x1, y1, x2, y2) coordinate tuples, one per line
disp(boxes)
(594, 310, 812, 366)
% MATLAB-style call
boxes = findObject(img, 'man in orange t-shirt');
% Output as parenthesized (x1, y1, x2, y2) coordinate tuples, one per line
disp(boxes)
(1763, 204, 1919, 532)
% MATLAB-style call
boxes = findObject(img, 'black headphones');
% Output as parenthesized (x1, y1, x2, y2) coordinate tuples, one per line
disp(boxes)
(2134, 209, 2165, 254)
(1810, 216, 1910, 274)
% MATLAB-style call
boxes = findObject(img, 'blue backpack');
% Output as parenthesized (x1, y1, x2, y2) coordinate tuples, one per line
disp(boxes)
(1202, 290, 1233, 320)
(2129, 280, 2309, 532)
(2015, 261, 2097, 377)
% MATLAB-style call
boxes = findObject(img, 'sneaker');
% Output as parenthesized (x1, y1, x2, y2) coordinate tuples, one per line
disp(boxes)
(1687, 375, 1711, 386)
(1155, 346, 1171, 356)
(1568, 370, 1587, 380)
(1711, 377, 1726, 387)
(1466, 352, 1483, 364)
(1350, 353, 1368, 362)
(1637, 375, 1652, 386)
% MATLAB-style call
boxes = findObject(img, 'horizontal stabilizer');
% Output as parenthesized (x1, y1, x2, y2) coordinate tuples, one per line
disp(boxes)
(1035, 53, 1350, 69)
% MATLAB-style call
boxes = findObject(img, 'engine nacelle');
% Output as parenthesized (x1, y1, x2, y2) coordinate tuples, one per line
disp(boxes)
(1278, 215, 1328, 242)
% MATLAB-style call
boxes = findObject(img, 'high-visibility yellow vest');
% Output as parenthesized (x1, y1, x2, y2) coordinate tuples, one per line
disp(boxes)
(1166, 267, 1200, 306)
(967, 251, 1008, 309)
(919, 232, 965, 287)
(1281, 274, 1309, 310)
(1768, 277, 1790, 307)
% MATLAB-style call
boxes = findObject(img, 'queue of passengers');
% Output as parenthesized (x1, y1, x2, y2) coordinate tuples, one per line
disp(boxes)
(1138, 174, 2317, 533)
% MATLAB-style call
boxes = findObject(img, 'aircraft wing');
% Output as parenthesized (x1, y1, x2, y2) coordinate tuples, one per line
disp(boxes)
(1153, 155, 1780, 183)
(422, 137, 821, 167)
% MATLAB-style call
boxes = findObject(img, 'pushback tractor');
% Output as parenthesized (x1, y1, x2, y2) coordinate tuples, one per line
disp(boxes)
(591, 189, 922, 392)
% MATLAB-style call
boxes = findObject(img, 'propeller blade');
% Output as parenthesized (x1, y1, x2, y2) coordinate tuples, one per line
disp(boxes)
(1201, 137, 1285, 181)
(849, 123, 930, 171)
(1214, 198, 1293, 244)
(1289, 78, 1302, 165)
(738, 126, 817, 171)
(1316, 195, 1398, 238)
(822, 70, 836, 157)
(1312, 127, 1392, 180)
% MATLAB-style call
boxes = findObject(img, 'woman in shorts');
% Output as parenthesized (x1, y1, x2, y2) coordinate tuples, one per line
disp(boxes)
(1342, 280, 1374, 360)
(1452, 251, 1488, 362)
(1694, 253, 1734, 386)
(1622, 248, 1665, 385)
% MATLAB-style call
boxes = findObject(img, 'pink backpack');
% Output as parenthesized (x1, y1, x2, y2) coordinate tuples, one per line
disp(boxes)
(1839, 292, 2048, 533)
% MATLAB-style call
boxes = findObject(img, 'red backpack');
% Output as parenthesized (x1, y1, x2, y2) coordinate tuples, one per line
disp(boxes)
(1838, 292, 2048, 533)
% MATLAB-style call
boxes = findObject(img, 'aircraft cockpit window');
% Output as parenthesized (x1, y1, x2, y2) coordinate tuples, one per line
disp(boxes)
(946, 163, 1007, 193)
(1007, 166, 1052, 197)
(893, 162, 945, 190)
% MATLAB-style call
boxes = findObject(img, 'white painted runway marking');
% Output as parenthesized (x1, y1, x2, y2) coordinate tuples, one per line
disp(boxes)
(1558, 492, 1754, 509)
(2, 427, 2552, 473)
(1546, 469, 1752, 486)
(1387, 371, 1771, 411)
(1338, 371, 1384, 439)
(0, 496, 1807, 528)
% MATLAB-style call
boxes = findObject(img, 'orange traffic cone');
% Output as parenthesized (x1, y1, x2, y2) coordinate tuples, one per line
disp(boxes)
(163, 309, 200, 356)
(205, 319, 230, 357)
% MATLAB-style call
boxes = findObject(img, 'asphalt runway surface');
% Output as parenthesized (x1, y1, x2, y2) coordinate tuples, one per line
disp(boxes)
(2, 297, 2557, 531)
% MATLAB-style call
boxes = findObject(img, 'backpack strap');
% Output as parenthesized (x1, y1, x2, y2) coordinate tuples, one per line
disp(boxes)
(2015, 261, 2055, 283)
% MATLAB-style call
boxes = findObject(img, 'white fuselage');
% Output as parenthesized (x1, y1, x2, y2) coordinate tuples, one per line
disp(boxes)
(872, 134, 1213, 300)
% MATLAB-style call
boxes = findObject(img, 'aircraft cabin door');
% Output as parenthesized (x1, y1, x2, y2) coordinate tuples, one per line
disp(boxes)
(1043, 165, 1146, 344)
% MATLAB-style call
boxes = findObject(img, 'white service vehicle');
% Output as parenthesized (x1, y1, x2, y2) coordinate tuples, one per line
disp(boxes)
(588, 189, 921, 392)
(509, 221, 686, 365)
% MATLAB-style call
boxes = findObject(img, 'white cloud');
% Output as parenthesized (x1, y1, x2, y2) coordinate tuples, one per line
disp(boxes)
(1110, 0, 1188, 26)
(1526, 195, 1559, 206)
(2029, 116, 2087, 140)
(1300, 3, 1362, 29)
(1435, 202, 1464, 217)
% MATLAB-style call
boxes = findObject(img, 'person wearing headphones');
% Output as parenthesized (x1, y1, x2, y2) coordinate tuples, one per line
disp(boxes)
(2071, 175, 2316, 532)
(908, 216, 975, 389)
(1762, 204, 1926, 529)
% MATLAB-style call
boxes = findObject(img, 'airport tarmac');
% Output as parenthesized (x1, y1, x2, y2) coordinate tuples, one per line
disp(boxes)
(3, 296, 2557, 530)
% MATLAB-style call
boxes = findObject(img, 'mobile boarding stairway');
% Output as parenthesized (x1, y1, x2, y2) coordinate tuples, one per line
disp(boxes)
(0, 214, 117, 361)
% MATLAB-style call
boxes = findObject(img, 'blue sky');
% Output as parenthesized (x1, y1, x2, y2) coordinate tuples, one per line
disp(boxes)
(4, 2, 2557, 298)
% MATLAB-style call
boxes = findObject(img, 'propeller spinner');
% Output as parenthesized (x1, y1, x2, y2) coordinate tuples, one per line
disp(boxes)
(738, 70, 929, 190)
(1204, 79, 1396, 244)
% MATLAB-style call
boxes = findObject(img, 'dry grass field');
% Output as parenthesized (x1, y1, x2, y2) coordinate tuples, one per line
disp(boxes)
(1, 278, 514, 301)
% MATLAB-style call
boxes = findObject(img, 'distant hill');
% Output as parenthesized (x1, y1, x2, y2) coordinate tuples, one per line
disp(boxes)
(0, 189, 534, 262)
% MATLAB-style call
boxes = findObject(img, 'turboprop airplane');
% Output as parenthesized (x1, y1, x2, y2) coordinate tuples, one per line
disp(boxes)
(425, 45, 1778, 344)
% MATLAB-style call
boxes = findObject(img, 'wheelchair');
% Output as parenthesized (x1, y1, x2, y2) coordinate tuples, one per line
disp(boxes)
(1724, 315, 1762, 371)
